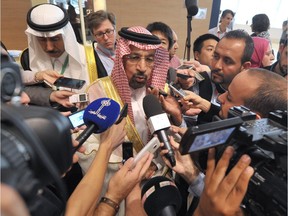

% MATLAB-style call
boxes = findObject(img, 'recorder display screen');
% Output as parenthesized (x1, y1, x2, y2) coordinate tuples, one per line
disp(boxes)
(79, 94, 87, 101)
(68, 110, 85, 128)
(188, 127, 236, 153)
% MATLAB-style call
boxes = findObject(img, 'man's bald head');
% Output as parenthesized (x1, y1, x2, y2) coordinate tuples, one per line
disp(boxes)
(218, 68, 287, 118)
(243, 68, 287, 117)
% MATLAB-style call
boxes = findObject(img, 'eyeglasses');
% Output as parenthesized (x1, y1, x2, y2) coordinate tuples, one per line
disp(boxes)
(123, 54, 155, 66)
(94, 29, 115, 39)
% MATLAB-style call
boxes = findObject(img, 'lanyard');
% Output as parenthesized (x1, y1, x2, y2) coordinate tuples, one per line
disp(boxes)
(60, 55, 69, 75)
(96, 46, 115, 62)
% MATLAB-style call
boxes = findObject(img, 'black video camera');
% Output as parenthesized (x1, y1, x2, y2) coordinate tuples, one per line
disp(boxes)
(1, 54, 74, 215)
(180, 106, 287, 216)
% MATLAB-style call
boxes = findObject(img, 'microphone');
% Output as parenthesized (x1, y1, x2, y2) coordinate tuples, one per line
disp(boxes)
(141, 176, 182, 216)
(185, 0, 199, 17)
(143, 94, 176, 167)
(74, 98, 120, 151)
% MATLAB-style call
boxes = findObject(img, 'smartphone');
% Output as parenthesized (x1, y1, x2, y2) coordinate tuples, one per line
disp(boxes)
(177, 64, 193, 70)
(177, 65, 205, 82)
(169, 83, 187, 98)
(149, 85, 168, 97)
(131, 136, 161, 168)
(53, 77, 86, 89)
(68, 109, 85, 129)
(69, 93, 88, 103)
(194, 72, 205, 82)
(122, 141, 133, 164)
(177, 73, 193, 80)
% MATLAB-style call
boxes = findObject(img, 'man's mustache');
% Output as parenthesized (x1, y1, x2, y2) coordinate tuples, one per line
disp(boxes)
(211, 69, 220, 74)
(134, 72, 147, 79)
(46, 50, 58, 54)
(211, 69, 224, 77)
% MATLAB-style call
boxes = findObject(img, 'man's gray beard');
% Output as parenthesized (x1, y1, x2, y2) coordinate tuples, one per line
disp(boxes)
(129, 80, 147, 89)
(129, 75, 147, 89)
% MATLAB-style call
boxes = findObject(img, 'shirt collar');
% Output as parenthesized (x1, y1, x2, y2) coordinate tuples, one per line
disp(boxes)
(217, 26, 230, 34)
(130, 86, 146, 98)
(96, 43, 115, 56)
(51, 51, 68, 65)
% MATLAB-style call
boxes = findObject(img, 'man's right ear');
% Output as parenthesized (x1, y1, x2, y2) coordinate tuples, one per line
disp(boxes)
(194, 51, 200, 61)
(242, 61, 251, 70)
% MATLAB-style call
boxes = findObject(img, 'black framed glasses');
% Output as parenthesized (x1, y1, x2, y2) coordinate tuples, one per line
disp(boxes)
(94, 29, 115, 39)
(123, 54, 155, 66)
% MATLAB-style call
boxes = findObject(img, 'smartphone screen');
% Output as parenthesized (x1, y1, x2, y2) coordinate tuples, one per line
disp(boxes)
(78, 93, 87, 102)
(122, 141, 133, 164)
(54, 77, 86, 89)
(68, 109, 85, 129)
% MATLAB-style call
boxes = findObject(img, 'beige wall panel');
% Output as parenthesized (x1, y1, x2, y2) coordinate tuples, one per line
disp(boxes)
(1, 0, 32, 50)
(1, 0, 213, 57)
(31, 0, 48, 6)
(106, 0, 213, 60)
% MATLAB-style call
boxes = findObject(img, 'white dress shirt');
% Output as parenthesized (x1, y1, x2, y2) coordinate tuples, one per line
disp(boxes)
(208, 26, 232, 39)
(130, 86, 148, 144)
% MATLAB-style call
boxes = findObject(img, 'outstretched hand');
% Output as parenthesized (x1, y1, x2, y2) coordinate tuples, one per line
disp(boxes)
(182, 59, 211, 73)
(104, 152, 154, 204)
(35, 70, 62, 84)
(49, 90, 75, 107)
(160, 136, 200, 184)
(176, 68, 197, 89)
(194, 146, 254, 216)
(180, 90, 211, 113)
(160, 95, 183, 126)
(100, 119, 126, 152)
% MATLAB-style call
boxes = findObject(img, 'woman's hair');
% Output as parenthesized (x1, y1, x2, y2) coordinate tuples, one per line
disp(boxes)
(219, 9, 235, 22)
(251, 14, 270, 33)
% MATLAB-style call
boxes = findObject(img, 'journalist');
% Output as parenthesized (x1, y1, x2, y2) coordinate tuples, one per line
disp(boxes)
(181, 29, 253, 124)
(160, 68, 287, 215)
(183, 68, 287, 119)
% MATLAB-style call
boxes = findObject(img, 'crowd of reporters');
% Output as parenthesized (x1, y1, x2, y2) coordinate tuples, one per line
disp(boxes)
(1, 2, 287, 216)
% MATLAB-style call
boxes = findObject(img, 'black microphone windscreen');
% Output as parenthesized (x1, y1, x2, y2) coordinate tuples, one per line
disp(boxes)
(141, 176, 182, 216)
(188, 5, 199, 16)
(185, 0, 199, 16)
(143, 94, 163, 118)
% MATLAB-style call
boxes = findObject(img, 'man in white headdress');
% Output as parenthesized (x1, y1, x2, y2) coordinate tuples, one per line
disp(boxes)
(21, 3, 97, 103)
(76, 26, 184, 215)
